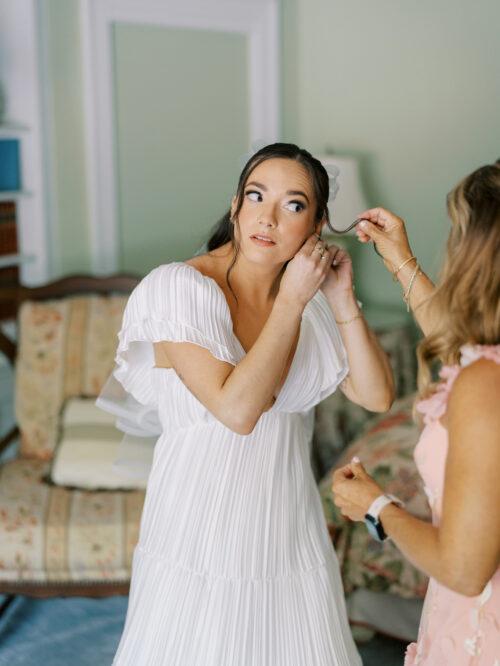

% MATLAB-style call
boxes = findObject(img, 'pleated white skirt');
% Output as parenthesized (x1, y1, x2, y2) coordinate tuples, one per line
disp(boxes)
(113, 545, 361, 666)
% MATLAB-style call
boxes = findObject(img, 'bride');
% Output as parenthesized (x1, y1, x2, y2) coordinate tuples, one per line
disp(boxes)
(101, 143, 394, 665)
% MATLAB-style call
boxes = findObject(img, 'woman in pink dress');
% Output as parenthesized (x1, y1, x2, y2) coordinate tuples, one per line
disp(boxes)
(331, 160, 500, 664)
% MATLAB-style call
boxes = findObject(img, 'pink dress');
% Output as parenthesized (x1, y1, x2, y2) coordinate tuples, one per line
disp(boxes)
(404, 344, 500, 666)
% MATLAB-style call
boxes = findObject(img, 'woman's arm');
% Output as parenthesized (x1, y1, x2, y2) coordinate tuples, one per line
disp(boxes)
(155, 235, 330, 435)
(158, 296, 301, 435)
(321, 245, 394, 412)
(355, 208, 438, 336)
(332, 359, 500, 596)
(329, 290, 394, 412)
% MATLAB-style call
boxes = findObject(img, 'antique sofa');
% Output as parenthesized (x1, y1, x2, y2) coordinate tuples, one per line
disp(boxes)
(0, 275, 143, 597)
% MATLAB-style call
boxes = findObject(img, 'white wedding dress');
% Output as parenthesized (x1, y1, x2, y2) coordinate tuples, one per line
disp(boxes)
(102, 262, 362, 666)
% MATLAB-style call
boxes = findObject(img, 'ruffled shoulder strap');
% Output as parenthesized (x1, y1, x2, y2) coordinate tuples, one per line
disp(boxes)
(416, 343, 500, 425)
(459, 343, 500, 367)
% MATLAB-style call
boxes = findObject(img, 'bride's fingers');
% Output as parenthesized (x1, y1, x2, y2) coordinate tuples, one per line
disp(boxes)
(310, 239, 327, 257)
(302, 233, 322, 255)
(329, 246, 341, 265)
(329, 246, 350, 267)
(319, 247, 333, 270)
(328, 246, 340, 264)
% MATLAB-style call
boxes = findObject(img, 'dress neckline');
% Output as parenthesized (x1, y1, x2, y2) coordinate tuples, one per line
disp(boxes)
(175, 261, 247, 356)
(173, 261, 305, 398)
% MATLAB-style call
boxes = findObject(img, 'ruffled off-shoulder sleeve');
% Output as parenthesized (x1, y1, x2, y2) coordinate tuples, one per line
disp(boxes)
(274, 291, 349, 412)
(97, 262, 241, 436)
(307, 291, 349, 404)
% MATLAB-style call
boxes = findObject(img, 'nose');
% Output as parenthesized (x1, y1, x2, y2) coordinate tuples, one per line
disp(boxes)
(259, 205, 278, 228)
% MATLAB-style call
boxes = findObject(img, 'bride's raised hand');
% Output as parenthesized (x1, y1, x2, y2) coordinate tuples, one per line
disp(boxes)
(320, 244, 354, 301)
(279, 234, 332, 309)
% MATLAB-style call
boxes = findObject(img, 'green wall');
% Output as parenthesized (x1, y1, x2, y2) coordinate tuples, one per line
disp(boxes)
(282, 0, 500, 307)
(46, 0, 500, 309)
(46, 0, 91, 274)
(113, 25, 248, 275)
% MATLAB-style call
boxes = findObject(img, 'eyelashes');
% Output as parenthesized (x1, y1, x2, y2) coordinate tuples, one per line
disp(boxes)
(246, 190, 262, 202)
(286, 201, 305, 213)
(244, 190, 306, 212)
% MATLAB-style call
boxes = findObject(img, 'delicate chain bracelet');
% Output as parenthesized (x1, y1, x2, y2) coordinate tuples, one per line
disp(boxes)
(335, 313, 363, 325)
(403, 264, 421, 312)
(393, 255, 416, 282)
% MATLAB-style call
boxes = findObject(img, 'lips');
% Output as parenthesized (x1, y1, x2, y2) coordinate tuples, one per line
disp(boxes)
(250, 234, 276, 246)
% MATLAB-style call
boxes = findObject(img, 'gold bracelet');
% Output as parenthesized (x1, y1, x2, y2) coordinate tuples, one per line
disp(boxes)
(393, 255, 417, 281)
(335, 313, 363, 325)
(403, 265, 421, 312)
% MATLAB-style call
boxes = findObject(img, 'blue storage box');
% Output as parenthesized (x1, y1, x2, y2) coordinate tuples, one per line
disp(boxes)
(0, 139, 21, 191)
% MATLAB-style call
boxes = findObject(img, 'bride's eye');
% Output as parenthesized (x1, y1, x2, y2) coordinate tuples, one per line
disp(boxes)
(246, 190, 262, 202)
(285, 200, 305, 213)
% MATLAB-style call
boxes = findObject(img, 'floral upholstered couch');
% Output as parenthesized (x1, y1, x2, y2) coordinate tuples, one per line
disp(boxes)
(0, 277, 143, 596)
(318, 395, 430, 600)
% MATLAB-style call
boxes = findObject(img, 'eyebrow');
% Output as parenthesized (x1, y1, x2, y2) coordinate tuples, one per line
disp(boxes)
(245, 181, 310, 203)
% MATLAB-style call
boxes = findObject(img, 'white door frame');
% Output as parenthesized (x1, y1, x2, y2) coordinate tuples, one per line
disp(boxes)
(80, 0, 280, 274)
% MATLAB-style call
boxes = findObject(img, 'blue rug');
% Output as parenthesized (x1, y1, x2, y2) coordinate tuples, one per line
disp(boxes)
(0, 594, 406, 665)
(0, 595, 126, 666)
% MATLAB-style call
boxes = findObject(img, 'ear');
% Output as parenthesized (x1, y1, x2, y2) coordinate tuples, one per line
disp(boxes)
(315, 217, 327, 236)
(230, 195, 238, 222)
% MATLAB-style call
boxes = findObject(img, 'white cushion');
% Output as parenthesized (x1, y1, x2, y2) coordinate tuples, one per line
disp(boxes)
(51, 397, 153, 490)
(62, 398, 117, 427)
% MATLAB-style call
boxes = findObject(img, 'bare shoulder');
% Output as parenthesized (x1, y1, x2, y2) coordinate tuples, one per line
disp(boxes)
(184, 246, 232, 282)
(448, 358, 500, 446)
(184, 254, 208, 270)
(450, 357, 500, 401)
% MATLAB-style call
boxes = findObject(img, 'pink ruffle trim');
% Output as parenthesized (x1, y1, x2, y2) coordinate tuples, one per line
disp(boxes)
(459, 343, 500, 367)
(416, 344, 500, 425)
(404, 642, 418, 666)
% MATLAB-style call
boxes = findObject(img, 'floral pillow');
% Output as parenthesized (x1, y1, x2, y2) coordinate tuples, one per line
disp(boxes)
(313, 325, 418, 479)
(319, 394, 431, 599)
(15, 295, 127, 460)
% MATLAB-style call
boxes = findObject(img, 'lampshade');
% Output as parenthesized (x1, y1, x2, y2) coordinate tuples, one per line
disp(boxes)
(317, 154, 368, 235)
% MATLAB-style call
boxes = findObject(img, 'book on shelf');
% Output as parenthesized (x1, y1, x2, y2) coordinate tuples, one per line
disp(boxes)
(0, 201, 17, 256)
(0, 201, 15, 223)
(0, 200, 19, 305)
(0, 139, 21, 191)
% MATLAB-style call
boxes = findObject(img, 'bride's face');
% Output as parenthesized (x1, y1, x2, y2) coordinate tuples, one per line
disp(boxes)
(233, 158, 321, 265)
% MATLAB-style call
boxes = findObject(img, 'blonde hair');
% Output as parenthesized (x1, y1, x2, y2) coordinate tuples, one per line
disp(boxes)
(417, 161, 500, 400)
